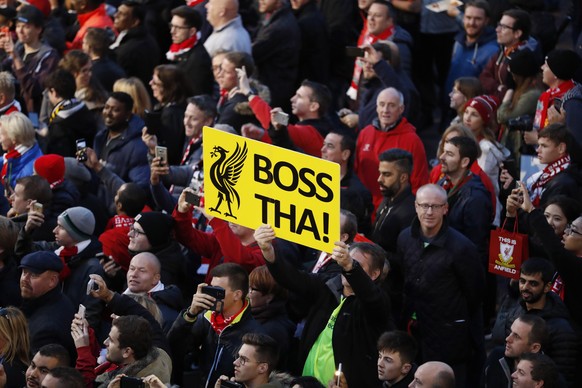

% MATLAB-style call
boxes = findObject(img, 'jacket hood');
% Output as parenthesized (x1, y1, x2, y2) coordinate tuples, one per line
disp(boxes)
(454, 25, 497, 47)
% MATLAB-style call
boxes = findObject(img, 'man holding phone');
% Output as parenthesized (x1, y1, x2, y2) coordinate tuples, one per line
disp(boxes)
(168, 263, 264, 388)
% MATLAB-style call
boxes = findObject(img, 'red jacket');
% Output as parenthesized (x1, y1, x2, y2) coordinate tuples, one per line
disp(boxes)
(248, 96, 324, 157)
(355, 118, 429, 211)
(67, 4, 114, 51)
(172, 208, 265, 282)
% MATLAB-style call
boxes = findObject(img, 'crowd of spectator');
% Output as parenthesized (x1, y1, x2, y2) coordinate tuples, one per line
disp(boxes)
(0, 0, 580, 387)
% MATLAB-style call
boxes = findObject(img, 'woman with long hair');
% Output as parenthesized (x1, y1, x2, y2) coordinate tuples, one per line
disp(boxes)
(147, 64, 192, 166)
(497, 49, 544, 155)
(59, 50, 108, 113)
(448, 76, 483, 126)
(463, 95, 510, 224)
(0, 306, 30, 387)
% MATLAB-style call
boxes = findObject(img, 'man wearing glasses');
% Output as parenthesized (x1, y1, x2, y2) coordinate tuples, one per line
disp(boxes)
(215, 333, 282, 388)
(479, 9, 538, 100)
(395, 183, 485, 388)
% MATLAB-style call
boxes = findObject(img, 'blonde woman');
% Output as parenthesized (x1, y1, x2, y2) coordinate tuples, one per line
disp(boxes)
(113, 77, 152, 118)
(0, 307, 30, 387)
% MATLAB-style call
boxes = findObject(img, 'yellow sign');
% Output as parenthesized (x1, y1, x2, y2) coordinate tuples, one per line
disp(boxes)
(203, 126, 340, 252)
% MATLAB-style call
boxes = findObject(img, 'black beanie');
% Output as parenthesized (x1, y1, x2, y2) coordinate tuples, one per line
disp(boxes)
(546, 49, 582, 80)
(509, 49, 539, 77)
(134, 212, 174, 248)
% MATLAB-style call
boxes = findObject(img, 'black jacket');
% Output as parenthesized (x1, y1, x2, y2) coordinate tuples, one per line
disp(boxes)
(149, 240, 196, 300)
(15, 235, 106, 332)
(168, 303, 264, 387)
(252, 5, 301, 109)
(396, 218, 485, 364)
(45, 100, 98, 157)
(150, 284, 184, 334)
(372, 187, 415, 254)
(92, 56, 126, 92)
(217, 93, 261, 133)
(267, 247, 391, 388)
(527, 208, 582, 327)
(154, 102, 187, 166)
(482, 346, 513, 388)
(0, 256, 21, 307)
(171, 42, 213, 96)
(293, 1, 329, 85)
(21, 286, 76, 361)
(439, 173, 492, 265)
(504, 292, 579, 386)
(113, 25, 160, 87)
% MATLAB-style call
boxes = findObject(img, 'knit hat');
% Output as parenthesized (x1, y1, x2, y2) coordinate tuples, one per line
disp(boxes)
(546, 49, 582, 81)
(508, 49, 539, 78)
(57, 207, 95, 242)
(134, 212, 174, 249)
(34, 154, 65, 188)
(466, 95, 500, 123)
(19, 251, 63, 274)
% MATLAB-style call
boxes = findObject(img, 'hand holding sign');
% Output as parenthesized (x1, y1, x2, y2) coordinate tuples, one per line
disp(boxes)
(331, 241, 353, 271)
(254, 224, 276, 263)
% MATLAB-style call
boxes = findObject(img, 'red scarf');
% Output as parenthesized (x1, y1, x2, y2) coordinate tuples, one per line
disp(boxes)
(534, 80, 575, 130)
(1, 148, 22, 186)
(209, 300, 248, 334)
(527, 154, 570, 207)
(217, 88, 229, 109)
(187, 0, 205, 5)
(166, 35, 198, 61)
(58, 246, 78, 281)
(440, 171, 473, 199)
(347, 20, 395, 100)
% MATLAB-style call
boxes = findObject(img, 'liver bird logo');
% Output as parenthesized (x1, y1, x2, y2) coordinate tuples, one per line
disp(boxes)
(208, 142, 248, 219)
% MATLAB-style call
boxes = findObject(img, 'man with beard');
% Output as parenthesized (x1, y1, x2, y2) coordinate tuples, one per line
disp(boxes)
(502, 258, 579, 386)
(25, 344, 70, 388)
(83, 92, 149, 213)
(371, 148, 415, 254)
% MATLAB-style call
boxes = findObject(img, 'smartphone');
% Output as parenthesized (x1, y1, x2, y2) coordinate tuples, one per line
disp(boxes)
(345, 46, 365, 57)
(76, 139, 87, 162)
(144, 110, 162, 136)
(201, 285, 226, 311)
(155, 146, 168, 165)
(32, 202, 43, 214)
(120, 376, 145, 388)
(86, 279, 98, 295)
(221, 381, 243, 388)
(553, 98, 563, 112)
(77, 304, 86, 319)
(28, 112, 39, 129)
(185, 191, 201, 207)
(273, 111, 289, 126)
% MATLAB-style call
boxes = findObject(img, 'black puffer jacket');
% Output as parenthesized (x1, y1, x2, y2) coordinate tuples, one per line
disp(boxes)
(504, 292, 579, 386)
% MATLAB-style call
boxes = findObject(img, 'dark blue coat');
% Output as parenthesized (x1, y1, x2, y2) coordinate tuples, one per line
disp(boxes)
(93, 115, 150, 188)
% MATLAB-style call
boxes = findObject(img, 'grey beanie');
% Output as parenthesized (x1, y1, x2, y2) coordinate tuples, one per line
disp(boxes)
(57, 207, 95, 242)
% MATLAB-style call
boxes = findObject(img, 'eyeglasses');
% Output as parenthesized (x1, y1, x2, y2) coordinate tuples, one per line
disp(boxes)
(564, 224, 582, 237)
(129, 225, 146, 236)
(415, 203, 447, 212)
(168, 23, 190, 30)
(236, 355, 266, 366)
(496, 22, 515, 31)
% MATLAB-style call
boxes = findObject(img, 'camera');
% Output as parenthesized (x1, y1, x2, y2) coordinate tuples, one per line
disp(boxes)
(507, 115, 533, 132)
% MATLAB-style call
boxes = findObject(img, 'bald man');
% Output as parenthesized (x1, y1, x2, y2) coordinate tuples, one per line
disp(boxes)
(124, 252, 183, 333)
(409, 361, 455, 388)
(395, 184, 485, 387)
(204, 0, 252, 56)
(354, 87, 428, 211)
